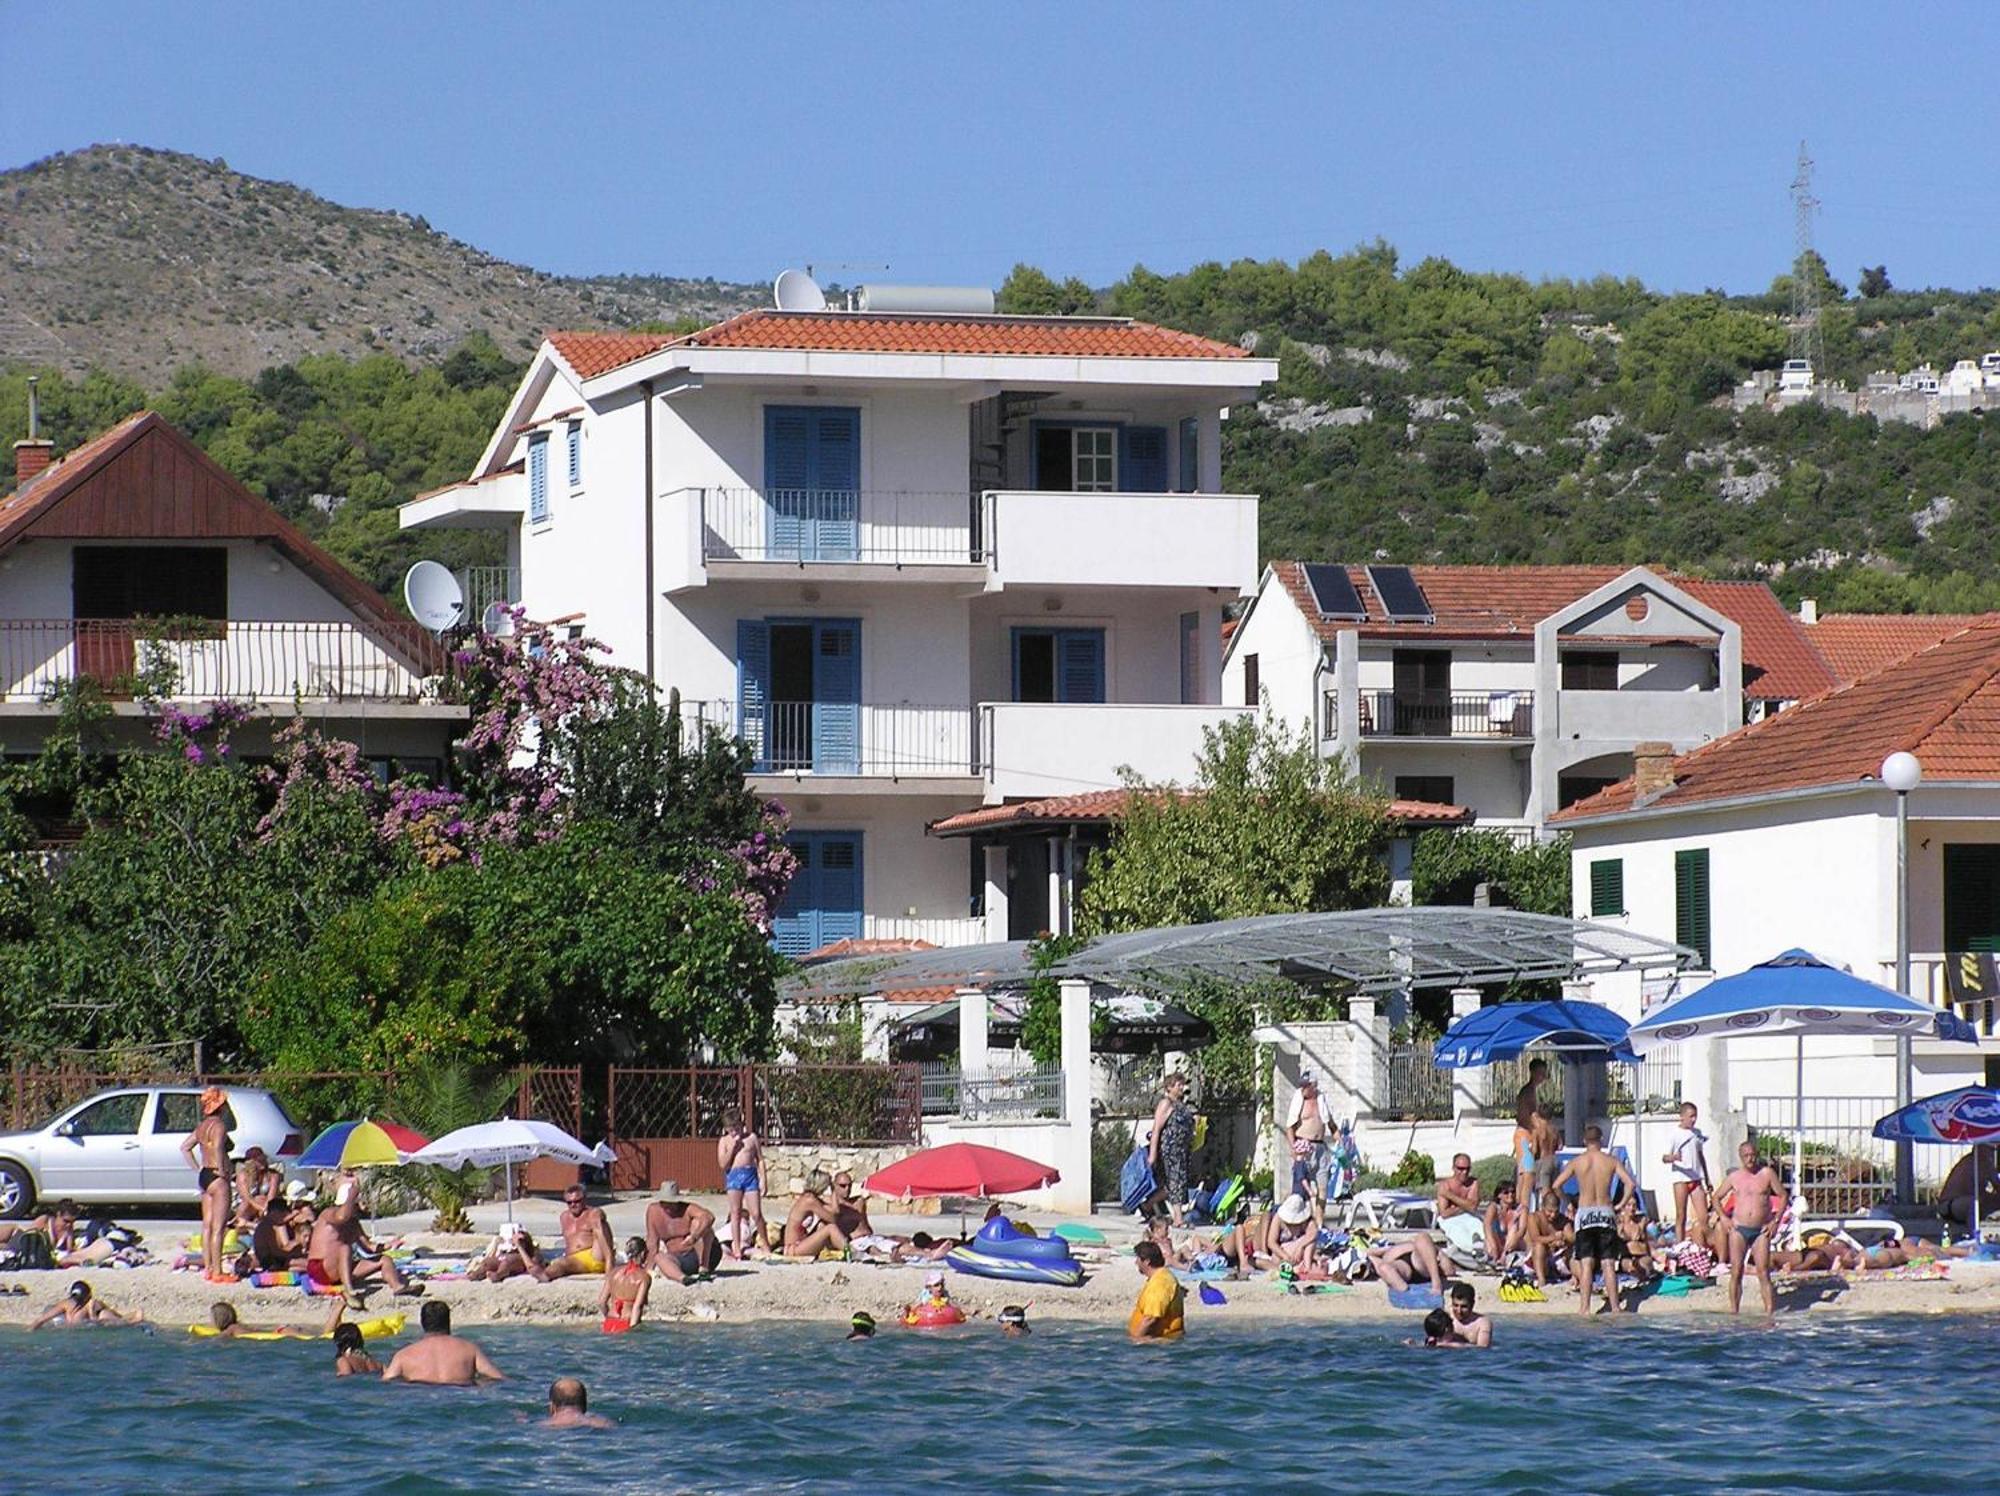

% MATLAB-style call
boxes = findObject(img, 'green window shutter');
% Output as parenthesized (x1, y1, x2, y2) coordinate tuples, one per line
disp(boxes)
(1675, 848, 1711, 967)
(1589, 858, 1624, 918)
(1944, 844, 2000, 953)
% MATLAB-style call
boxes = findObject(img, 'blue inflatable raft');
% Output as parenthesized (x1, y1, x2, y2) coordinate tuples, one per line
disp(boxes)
(944, 1218, 1087, 1288)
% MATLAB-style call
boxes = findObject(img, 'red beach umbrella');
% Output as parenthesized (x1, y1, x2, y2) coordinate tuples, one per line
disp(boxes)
(863, 1142, 1060, 1200)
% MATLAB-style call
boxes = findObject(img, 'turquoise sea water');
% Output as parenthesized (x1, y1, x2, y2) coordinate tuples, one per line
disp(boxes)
(9, 1314, 1999, 1494)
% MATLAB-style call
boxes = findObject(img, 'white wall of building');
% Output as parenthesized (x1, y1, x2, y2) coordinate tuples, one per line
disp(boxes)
(1356, 743, 1528, 817)
(1222, 573, 1324, 728)
(1, 539, 364, 624)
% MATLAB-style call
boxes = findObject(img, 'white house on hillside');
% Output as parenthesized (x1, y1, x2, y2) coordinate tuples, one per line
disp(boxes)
(2, 410, 464, 775)
(403, 295, 1278, 954)
(1222, 562, 1836, 834)
(1553, 619, 2000, 1178)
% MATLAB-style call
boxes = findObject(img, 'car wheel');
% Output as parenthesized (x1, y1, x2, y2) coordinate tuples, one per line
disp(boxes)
(0, 1162, 33, 1219)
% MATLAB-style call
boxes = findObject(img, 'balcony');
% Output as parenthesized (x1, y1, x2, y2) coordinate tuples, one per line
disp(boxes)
(984, 489, 1257, 592)
(0, 619, 454, 706)
(696, 487, 981, 569)
(981, 702, 1251, 800)
(1356, 689, 1534, 740)
(680, 698, 980, 787)
(462, 566, 520, 624)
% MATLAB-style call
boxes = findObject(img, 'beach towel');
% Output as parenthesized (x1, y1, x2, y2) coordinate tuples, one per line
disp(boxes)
(1119, 1146, 1156, 1215)
(1387, 1285, 1444, 1311)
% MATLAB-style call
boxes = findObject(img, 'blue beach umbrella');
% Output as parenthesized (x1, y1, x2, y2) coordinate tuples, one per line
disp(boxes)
(1432, 999, 1635, 1068)
(1874, 1088, 2000, 1234)
(1628, 950, 1978, 1223)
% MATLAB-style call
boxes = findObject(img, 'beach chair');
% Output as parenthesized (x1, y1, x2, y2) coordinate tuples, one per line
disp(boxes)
(1336, 1189, 1434, 1233)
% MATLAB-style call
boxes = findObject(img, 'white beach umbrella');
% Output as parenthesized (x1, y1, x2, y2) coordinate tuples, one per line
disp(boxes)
(407, 1118, 615, 1214)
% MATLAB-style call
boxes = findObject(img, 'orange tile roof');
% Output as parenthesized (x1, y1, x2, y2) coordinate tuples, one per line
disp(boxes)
(798, 938, 937, 962)
(546, 331, 678, 379)
(1808, 612, 1995, 685)
(546, 312, 1249, 380)
(1553, 616, 2000, 822)
(927, 788, 1469, 837)
(1272, 563, 1837, 703)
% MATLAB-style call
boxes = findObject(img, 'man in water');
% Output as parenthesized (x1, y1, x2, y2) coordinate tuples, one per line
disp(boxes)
(998, 1304, 1031, 1336)
(1549, 1123, 1638, 1316)
(544, 1184, 615, 1280)
(1435, 1153, 1481, 1222)
(544, 1377, 614, 1429)
(1445, 1281, 1492, 1346)
(382, 1300, 505, 1385)
(1721, 1141, 1787, 1315)
(180, 1087, 234, 1282)
(601, 1238, 652, 1331)
(1128, 1240, 1185, 1341)
(1514, 1058, 1550, 1207)
(307, 1171, 421, 1299)
(845, 1311, 876, 1341)
(1662, 1102, 1713, 1250)
(643, 1181, 721, 1284)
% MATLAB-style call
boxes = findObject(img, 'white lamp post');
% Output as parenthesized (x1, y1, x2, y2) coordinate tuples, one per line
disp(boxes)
(1882, 750, 1922, 1202)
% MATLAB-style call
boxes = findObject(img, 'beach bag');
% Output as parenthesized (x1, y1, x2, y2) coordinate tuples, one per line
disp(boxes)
(2, 1230, 55, 1271)
(1119, 1146, 1156, 1215)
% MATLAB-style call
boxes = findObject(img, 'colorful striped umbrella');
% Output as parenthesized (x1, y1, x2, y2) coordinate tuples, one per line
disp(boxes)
(297, 1119, 429, 1170)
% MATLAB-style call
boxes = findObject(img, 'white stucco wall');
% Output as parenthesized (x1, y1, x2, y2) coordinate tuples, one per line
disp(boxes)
(1356, 743, 1528, 818)
(0, 539, 364, 624)
(1221, 572, 1325, 730)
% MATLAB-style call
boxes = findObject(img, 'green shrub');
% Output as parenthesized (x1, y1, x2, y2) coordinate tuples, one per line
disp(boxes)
(1387, 1149, 1437, 1190)
(1471, 1154, 1517, 1197)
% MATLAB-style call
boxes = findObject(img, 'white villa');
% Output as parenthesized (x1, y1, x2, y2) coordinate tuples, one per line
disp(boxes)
(402, 295, 1278, 955)
(1, 409, 464, 774)
(1222, 562, 1836, 834)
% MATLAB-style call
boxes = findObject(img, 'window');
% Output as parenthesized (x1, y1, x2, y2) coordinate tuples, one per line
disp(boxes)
(152, 1091, 203, 1135)
(1243, 652, 1260, 707)
(1033, 425, 1117, 492)
(66, 1092, 145, 1136)
(1074, 428, 1114, 491)
(737, 618, 861, 774)
(1561, 650, 1618, 691)
(72, 547, 228, 619)
(764, 406, 860, 561)
(1394, 775, 1456, 806)
(528, 435, 549, 524)
(771, 831, 864, 956)
(1675, 848, 1711, 968)
(1012, 628, 1105, 704)
(1944, 845, 2000, 952)
(566, 420, 582, 488)
(1589, 858, 1625, 918)
(1178, 416, 1199, 492)
(1179, 611, 1200, 704)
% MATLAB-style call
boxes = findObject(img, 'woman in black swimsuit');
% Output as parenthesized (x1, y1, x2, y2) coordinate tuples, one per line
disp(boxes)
(180, 1088, 234, 1282)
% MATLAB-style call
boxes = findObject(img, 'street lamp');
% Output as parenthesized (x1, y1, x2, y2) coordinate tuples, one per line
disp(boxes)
(1883, 750, 1922, 1202)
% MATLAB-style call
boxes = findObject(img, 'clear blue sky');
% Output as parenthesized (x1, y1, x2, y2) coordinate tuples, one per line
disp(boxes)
(8, 2, 1998, 296)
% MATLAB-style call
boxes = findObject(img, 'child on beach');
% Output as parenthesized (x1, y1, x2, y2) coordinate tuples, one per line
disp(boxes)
(717, 1108, 766, 1261)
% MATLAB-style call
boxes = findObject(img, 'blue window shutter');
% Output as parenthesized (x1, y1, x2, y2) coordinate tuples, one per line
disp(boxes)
(1119, 425, 1168, 492)
(736, 620, 770, 769)
(811, 408, 860, 560)
(528, 437, 549, 523)
(566, 421, 582, 487)
(1178, 417, 1199, 492)
(1057, 629, 1105, 704)
(764, 407, 813, 558)
(772, 836, 817, 956)
(812, 620, 861, 772)
(815, 834, 864, 943)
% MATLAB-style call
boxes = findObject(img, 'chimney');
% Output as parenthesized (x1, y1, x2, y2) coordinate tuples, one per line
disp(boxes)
(1631, 740, 1677, 804)
(13, 376, 53, 487)
(1798, 597, 1819, 626)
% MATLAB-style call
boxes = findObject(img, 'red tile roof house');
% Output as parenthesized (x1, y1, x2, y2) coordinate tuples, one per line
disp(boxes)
(1550, 617, 2000, 1147)
(1222, 561, 1838, 835)
(2, 410, 465, 768)
(402, 301, 1281, 960)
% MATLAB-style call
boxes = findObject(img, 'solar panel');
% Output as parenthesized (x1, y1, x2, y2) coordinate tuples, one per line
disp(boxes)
(1367, 564, 1433, 623)
(1300, 563, 1367, 620)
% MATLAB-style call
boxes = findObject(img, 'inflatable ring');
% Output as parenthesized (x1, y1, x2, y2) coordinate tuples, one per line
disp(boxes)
(900, 1302, 967, 1328)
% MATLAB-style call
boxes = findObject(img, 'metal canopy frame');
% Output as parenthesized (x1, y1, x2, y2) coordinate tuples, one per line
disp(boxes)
(780, 908, 1695, 1002)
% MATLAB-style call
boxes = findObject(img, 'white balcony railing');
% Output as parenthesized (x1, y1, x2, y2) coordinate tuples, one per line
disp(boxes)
(678, 698, 977, 778)
(697, 487, 980, 565)
(0, 619, 450, 704)
(864, 914, 988, 948)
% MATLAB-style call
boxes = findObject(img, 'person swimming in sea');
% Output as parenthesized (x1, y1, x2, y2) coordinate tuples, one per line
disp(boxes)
(333, 1320, 382, 1376)
(601, 1238, 652, 1331)
(543, 1377, 614, 1429)
(1417, 1306, 1468, 1347)
(998, 1304, 1031, 1336)
(845, 1311, 876, 1341)
(30, 1279, 142, 1329)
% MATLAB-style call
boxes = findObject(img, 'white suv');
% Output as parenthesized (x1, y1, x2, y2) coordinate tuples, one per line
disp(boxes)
(0, 1085, 305, 1217)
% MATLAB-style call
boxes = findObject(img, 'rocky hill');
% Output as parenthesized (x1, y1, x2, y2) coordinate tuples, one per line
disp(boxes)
(0, 145, 763, 384)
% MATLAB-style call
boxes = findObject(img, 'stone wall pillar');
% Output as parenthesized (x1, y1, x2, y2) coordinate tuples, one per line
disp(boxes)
(1053, 978, 1095, 1212)
(1448, 986, 1486, 1120)
(1349, 993, 1385, 1118)
(957, 985, 989, 1081)
(982, 845, 1010, 943)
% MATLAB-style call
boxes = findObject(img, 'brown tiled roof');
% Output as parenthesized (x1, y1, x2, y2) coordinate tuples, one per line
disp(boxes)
(1272, 563, 1837, 703)
(1809, 612, 1995, 685)
(1552, 616, 2000, 822)
(798, 938, 937, 962)
(546, 331, 678, 379)
(927, 788, 1470, 837)
(682, 310, 1249, 360)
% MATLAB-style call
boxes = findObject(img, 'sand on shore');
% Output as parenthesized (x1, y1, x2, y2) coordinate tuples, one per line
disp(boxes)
(7, 1193, 1998, 1333)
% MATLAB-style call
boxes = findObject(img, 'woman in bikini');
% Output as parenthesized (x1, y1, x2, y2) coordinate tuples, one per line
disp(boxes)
(180, 1088, 234, 1283)
(717, 1107, 766, 1260)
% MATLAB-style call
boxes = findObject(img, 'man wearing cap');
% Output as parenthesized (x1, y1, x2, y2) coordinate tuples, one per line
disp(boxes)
(1285, 1073, 1330, 1200)
(180, 1087, 234, 1282)
(643, 1182, 720, 1284)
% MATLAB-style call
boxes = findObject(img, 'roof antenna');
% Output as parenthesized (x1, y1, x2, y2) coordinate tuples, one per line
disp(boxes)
(25, 376, 38, 441)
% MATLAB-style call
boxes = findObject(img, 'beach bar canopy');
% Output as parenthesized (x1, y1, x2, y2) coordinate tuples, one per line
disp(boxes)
(783, 908, 1696, 1004)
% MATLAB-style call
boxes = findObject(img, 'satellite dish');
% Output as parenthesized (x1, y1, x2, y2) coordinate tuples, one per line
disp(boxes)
(403, 560, 464, 632)
(773, 268, 827, 312)
(481, 600, 517, 638)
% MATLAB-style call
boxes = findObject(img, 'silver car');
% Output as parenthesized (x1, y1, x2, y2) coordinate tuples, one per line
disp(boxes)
(0, 1085, 306, 1218)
